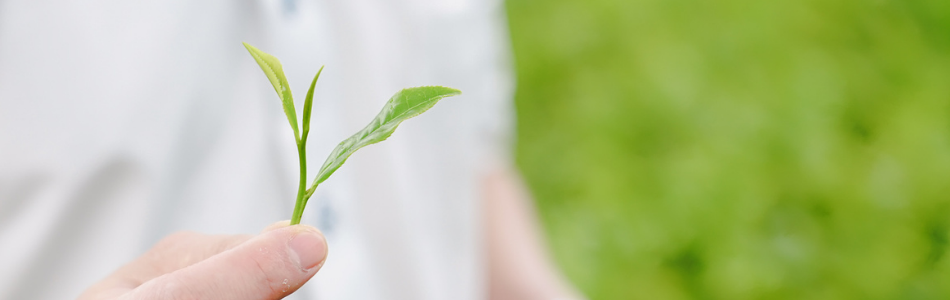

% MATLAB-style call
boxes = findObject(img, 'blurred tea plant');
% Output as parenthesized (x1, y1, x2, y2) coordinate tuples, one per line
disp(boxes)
(507, 0, 950, 299)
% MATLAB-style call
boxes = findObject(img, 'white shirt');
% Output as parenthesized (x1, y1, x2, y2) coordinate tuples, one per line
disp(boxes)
(0, 0, 514, 299)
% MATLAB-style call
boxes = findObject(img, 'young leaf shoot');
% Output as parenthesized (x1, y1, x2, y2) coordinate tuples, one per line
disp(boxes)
(243, 42, 461, 225)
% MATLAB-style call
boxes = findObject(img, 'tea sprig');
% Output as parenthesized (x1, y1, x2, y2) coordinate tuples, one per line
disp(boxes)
(243, 42, 461, 225)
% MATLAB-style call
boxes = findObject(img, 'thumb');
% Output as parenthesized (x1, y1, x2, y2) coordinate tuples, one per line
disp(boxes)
(124, 225, 328, 300)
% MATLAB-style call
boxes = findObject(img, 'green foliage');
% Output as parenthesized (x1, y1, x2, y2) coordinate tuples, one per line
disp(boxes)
(507, 0, 950, 299)
(302, 66, 324, 143)
(307, 86, 461, 196)
(243, 43, 460, 225)
(243, 42, 299, 141)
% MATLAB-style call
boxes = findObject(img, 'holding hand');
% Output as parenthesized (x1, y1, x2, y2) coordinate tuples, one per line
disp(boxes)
(79, 222, 328, 300)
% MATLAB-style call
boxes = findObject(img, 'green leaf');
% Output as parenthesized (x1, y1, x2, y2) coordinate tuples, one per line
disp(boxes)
(301, 66, 324, 143)
(243, 42, 299, 141)
(307, 86, 461, 191)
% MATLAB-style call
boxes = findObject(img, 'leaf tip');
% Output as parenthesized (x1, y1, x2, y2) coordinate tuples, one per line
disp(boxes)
(407, 85, 462, 97)
(443, 87, 462, 96)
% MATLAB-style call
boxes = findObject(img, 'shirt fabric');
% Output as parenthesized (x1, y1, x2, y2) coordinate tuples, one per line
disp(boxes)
(0, 0, 515, 299)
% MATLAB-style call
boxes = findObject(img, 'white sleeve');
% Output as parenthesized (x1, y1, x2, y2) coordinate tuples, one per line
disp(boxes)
(453, 0, 518, 172)
(476, 8, 517, 172)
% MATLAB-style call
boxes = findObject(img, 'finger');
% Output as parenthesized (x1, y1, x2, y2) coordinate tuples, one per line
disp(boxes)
(122, 225, 328, 300)
(261, 220, 291, 233)
(129, 232, 254, 280)
(79, 233, 253, 300)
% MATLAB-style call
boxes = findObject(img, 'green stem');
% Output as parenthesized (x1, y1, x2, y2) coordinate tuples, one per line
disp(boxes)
(291, 140, 307, 225)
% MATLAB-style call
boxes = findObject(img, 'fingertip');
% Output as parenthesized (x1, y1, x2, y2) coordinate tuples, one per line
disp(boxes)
(287, 223, 322, 235)
(261, 220, 292, 232)
(261, 224, 328, 271)
(288, 228, 328, 270)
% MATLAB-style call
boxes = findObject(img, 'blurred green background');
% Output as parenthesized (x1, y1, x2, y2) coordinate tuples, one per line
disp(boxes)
(506, 0, 950, 299)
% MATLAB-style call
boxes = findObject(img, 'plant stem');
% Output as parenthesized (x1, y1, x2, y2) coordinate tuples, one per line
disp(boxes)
(291, 140, 307, 225)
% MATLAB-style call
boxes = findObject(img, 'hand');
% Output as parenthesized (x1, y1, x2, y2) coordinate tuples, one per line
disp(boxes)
(79, 222, 328, 300)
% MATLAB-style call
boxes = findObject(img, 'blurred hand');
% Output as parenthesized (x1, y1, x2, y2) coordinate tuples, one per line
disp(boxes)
(78, 222, 327, 300)
(484, 167, 586, 300)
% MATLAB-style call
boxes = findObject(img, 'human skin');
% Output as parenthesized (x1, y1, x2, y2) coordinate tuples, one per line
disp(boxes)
(79, 167, 578, 300)
(484, 166, 585, 300)
(78, 223, 327, 300)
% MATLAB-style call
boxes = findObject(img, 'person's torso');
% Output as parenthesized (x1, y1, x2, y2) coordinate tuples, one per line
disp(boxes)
(0, 0, 513, 299)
